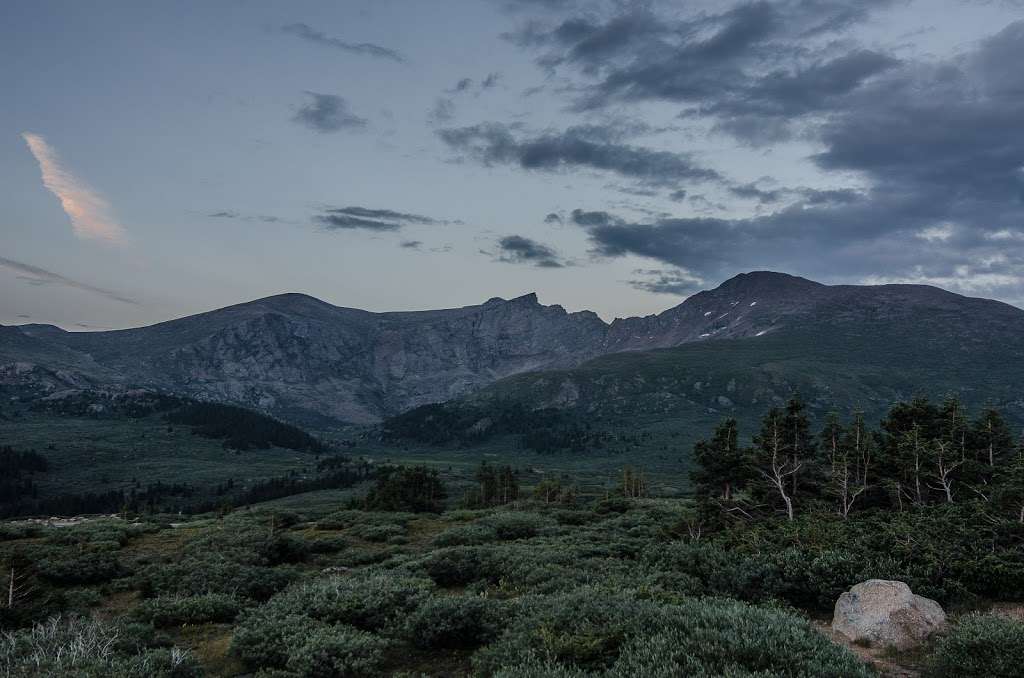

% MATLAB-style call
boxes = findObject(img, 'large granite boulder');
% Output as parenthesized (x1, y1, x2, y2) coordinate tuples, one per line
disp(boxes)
(832, 579, 946, 649)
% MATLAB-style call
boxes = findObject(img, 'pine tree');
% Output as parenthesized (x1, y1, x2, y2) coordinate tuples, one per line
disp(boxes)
(691, 418, 748, 503)
(995, 440, 1024, 523)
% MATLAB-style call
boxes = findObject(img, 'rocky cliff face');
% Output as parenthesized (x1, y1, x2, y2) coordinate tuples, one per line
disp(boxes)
(4, 271, 1022, 424)
(5, 292, 609, 424)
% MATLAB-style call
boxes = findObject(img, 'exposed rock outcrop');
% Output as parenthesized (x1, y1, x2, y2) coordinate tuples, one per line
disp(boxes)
(832, 579, 947, 649)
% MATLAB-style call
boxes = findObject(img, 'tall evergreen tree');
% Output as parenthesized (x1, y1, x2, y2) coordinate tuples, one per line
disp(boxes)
(691, 418, 748, 503)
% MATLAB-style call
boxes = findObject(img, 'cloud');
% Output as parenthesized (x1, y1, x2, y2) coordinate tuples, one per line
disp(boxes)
(293, 92, 367, 133)
(628, 268, 705, 295)
(493, 235, 566, 267)
(281, 23, 406, 63)
(21, 132, 126, 244)
(482, 72, 502, 89)
(507, 1, 900, 142)
(400, 240, 423, 249)
(437, 122, 720, 187)
(543, 212, 564, 226)
(0, 256, 138, 305)
(429, 98, 455, 124)
(208, 211, 282, 223)
(315, 205, 448, 232)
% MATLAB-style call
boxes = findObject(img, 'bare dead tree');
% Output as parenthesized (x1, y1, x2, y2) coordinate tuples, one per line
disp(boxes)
(757, 416, 801, 521)
(928, 439, 965, 504)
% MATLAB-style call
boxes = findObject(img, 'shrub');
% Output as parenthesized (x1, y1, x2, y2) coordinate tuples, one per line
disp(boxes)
(403, 595, 509, 649)
(472, 590, 873, 677)
(432, 524, 499, 547)
(232, 610, 325, 669)
(350, 523, 405, 543)
(480, 512, 550, 541)
(419, 547, 496, 588)
(286, 625, 393, 677)
(929, 613, 1024, 677)
(137, 558, 297, 601)
(134, 594, 245, 627)
(36, 550, 123, 586)
(262, 573, 434, 631)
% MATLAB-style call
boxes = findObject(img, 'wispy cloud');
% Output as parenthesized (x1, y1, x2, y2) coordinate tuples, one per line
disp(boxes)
(281, 23, 406, 63)
(0, 256, 138, 305)
(315, 205, 457, 232)
(21, 132, 126, 244)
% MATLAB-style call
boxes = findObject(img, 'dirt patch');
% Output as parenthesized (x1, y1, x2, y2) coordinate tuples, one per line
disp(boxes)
(815, 621, 927, 677)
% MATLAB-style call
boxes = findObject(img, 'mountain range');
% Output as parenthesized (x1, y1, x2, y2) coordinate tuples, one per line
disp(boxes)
(3, 271, 1023, 426)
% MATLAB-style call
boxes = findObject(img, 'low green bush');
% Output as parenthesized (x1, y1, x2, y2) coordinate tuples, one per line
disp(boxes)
(431, 524, 499, 547)
(472, 589, 872, 677)
(232, 610, 325, 669)
(403, 595, 509, 649)
(134, 593, 245, 627)
(929, 613, 1024, 677)
(36, 549, 123, 586)
(286, 625, 393, 677)
(480, 512, 550, 540)
(350, 523, 405, 543)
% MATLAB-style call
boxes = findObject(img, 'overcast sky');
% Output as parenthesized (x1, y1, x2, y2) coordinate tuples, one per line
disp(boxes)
(2, 0, 1024, 329)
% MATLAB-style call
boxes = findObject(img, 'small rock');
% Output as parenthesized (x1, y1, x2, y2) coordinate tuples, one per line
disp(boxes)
(832, 579, 946, 650)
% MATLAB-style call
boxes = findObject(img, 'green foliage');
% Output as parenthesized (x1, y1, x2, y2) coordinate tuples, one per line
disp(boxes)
(929, 613, 1024, 677)
(360, 465, 447, 513)
(463, 463, 520, 508)
(285, 625, 393, 677)
(431, 523, 499, 547)
(479, 512, 551, 541)
(232, 572, 432, 671)
(350, 523, 405, 543)
(133, 593, 245, 627)
(472, 589, 872, 677)
(403, 595, 509, 649)
(36, 549, 123, 586)
(165, 401, 326, 453)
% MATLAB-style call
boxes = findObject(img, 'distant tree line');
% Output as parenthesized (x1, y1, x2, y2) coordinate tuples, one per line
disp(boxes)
(356, 465, 447, 513)
(691, 395, 1024, 524)
(165, 401, 327, 453)
(381, 401, 610, 453)
(0, 446, 49, 515)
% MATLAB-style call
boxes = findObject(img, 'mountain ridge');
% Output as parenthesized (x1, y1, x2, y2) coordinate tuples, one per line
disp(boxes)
(4, 271, 1022, 425)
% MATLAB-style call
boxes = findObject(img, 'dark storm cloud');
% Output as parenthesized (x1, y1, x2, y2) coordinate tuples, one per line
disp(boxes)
(293, 92, 367, 133)
(400, 240, 423, 249)
(497, 1, 1024, 300)
(509, 1, 900, 142)
(281, 23, 406, 63)
(0, 256, 138, 305)
(543, 212, 563, 225)
(437, 122, 720, 186)
(494, 235, 566, 267)
(315, 206, 451, 232)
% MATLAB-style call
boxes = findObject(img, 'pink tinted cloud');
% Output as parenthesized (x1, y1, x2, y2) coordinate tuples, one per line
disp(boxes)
(21, 132, 126, 244)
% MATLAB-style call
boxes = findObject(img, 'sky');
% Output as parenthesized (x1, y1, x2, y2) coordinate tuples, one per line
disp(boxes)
(2, 0, 1024, 329)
